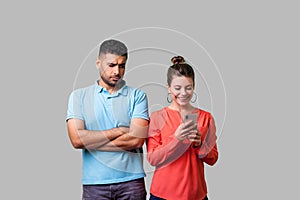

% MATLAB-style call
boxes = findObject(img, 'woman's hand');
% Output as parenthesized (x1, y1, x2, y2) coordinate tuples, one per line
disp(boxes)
(187, 129, 202, 148)
(174, 120, 198, 141)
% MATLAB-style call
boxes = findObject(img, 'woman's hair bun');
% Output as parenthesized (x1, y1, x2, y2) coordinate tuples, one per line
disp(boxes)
(171, 56, 185, 65)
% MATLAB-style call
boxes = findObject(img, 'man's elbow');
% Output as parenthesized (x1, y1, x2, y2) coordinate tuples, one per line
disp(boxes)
(133, 138, 145, 149)
(70, 138, 84, 149)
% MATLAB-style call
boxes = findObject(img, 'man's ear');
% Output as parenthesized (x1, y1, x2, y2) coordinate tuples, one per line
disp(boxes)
(95, 58, 101, 70)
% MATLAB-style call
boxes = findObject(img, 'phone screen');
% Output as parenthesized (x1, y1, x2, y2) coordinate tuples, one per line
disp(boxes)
(184, 113, 198, 125)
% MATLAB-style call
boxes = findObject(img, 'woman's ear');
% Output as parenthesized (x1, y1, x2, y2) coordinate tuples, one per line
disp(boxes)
(166, 84, 171, 93)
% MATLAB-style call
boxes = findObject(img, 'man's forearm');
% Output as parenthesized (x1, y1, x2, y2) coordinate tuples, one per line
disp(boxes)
(78, 127, 145, 151)
(97, 134, 145, 151)
(75, 128, 126, 149)
(73, 118, 148, 151)
(97, 122, 148, 151)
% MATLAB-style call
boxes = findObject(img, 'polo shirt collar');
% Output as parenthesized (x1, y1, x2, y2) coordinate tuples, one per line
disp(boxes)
(95, 80, 128, 96)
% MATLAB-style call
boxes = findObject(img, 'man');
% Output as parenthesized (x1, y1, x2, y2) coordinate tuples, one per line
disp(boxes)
(66, 39, 149, 199)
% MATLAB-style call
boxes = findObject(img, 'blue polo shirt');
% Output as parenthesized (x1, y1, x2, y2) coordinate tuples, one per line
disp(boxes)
(66, 80, 149, 184)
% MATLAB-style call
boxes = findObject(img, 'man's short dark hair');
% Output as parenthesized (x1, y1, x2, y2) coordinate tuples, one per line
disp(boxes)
(99, 39, 128, 59)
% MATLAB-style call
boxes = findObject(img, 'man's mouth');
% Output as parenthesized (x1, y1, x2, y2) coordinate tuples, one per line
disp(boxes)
(111, 76, 120, 81)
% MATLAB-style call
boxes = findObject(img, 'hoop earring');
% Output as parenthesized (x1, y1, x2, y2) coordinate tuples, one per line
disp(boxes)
(191, 92, 197, 103)
(167, 93, 172, 103)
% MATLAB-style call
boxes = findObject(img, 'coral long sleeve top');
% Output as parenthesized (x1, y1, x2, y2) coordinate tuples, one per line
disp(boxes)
(147, 107, 218, 200)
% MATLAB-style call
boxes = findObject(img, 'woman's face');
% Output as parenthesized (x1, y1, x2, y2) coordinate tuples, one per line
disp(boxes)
(168, 75, 194, 106)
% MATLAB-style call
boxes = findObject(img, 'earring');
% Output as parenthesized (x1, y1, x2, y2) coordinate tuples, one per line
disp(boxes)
(167, 93, 172, 103)
(191, 92, 197, 103)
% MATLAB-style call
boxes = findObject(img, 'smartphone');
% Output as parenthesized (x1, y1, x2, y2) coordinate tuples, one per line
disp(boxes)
(184, 113, 198, 128)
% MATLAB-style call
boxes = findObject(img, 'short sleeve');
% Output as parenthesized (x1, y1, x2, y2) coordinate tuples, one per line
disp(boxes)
(131, 89, 149, 120)
(66, 89, 84, 121)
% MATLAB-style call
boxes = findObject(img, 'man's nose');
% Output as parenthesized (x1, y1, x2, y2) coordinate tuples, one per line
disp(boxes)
(113, 66, 119, 74)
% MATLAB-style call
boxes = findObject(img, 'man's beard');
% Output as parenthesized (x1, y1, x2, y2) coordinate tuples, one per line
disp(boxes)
(101, 75, 121, 87)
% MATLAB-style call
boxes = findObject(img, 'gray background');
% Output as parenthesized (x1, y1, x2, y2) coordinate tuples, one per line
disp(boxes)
(1, 0, 299, 199)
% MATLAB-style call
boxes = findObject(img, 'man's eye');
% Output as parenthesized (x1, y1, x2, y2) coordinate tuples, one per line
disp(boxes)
(174, 88, 181, 90)
(119, 65, 125, 69)
(186, 87, 193, 90)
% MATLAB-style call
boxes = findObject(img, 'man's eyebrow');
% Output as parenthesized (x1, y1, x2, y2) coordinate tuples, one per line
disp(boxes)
(108, 62, 117, 66)
(108, 62, 126, 66)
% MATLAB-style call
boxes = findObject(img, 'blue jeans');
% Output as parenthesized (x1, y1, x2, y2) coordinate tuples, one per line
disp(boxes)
(149, 193, 208, 200)
(83, 178, 146, 200)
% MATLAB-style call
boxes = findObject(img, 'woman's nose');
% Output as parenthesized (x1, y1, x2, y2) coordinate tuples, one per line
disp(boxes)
(181, 88, 187, 95)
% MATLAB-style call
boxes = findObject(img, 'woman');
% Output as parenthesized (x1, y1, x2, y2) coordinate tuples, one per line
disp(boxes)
(147, 56, 218, 200)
